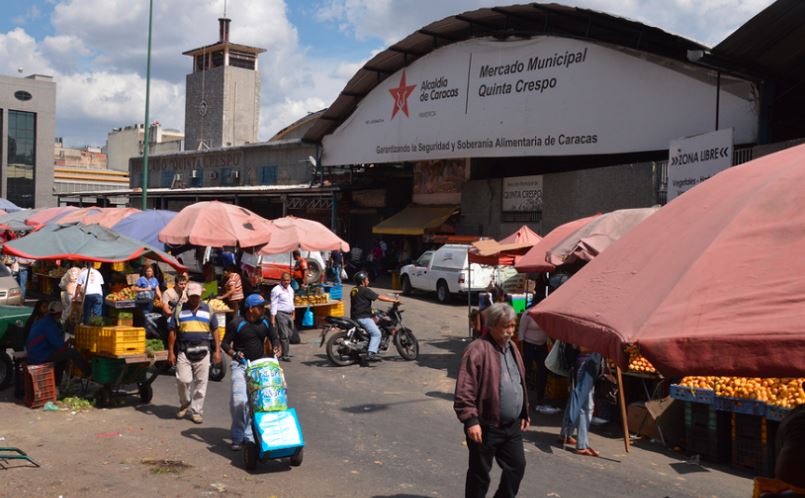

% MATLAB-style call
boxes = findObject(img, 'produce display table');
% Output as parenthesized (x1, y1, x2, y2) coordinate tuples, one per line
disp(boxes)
(89, 350, 169, 406)
(33, 272, 61, 296)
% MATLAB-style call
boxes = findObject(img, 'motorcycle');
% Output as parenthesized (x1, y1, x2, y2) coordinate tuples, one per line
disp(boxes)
(319, 301, 419, 366)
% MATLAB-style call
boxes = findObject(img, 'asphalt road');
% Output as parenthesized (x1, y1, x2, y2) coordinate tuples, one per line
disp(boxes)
(1, 283, 754, 497)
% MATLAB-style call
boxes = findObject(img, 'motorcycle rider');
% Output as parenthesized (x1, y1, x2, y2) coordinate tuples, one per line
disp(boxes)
(350, 271, 400, 362)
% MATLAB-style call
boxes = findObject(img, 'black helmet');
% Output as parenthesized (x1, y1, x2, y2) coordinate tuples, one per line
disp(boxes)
(354, 271, 369, 286)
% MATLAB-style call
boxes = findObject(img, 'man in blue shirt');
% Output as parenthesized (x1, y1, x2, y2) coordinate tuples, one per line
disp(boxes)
(26, 301, 89, 384)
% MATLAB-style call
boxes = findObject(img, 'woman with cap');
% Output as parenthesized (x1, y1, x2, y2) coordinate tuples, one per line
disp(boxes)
(221, 293, 281, 451)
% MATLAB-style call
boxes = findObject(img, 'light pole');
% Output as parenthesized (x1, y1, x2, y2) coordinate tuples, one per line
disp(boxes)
(141, 0, 154, 209)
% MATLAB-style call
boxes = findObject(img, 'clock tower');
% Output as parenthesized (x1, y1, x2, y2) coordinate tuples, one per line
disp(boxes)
(183, 17, 265, 150)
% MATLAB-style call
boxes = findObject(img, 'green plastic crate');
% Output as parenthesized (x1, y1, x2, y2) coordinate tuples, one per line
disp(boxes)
(91, 356, 147, 385)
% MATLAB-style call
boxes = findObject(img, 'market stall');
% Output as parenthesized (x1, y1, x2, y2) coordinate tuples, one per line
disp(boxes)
(158, 201, 277, 373)
(2, 223, 186, 406)
(258, 216, 350, 327)
(533, 144, 805, 468)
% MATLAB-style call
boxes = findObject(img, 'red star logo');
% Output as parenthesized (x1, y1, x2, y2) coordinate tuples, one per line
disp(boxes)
(388, 70, 416, 119)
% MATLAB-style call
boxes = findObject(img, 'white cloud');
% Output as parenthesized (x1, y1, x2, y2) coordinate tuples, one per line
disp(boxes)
(315, 0, 775, 47)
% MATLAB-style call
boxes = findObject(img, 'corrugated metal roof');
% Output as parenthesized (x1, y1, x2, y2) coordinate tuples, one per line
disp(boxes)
(303, 2, 707, 144)
(712, 0, 805, 77)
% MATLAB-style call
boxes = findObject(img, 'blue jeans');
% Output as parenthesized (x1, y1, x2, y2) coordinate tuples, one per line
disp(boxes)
(230, 361, 253, 444)
(357, 317, 382, 354)
(560, 353, 601, 450)
(333, 264, 342, 285)
(16, 267, 30, 302)
(83, 294, 103, 325)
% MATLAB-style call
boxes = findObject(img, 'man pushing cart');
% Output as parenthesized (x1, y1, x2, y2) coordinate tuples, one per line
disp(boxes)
(222, 294, 304, 469)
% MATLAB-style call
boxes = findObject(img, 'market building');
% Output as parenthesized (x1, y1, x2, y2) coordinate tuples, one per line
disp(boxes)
(0, 73, 56, 209)
(305, 2, 804, 253)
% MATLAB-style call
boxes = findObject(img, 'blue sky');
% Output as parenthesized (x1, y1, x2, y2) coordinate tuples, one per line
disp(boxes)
(0, 0, 774, 147)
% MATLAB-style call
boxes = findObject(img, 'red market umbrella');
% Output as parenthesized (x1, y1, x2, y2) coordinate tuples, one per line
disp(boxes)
(515, 214, 601, 273)
(25, 206, 79, 227)
(546, 207, 659, 268)
(82, 207, 141, 228)
(159, 201, 274, 248)
(55, 207, 105, 225)
(532, 144, 805, 378)
(468, 239, 535, 266)
(499, 225, 542, 246)
(259, 216, 349, 254)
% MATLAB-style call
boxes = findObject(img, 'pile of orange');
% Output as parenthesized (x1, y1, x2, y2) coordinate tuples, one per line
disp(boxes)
(625, 344, 657, 373)
(679, 376, 805, 409)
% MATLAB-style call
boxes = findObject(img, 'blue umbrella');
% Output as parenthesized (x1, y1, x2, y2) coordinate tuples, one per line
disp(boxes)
(111, 209, 177, 249)
(0, 198, 22, 213)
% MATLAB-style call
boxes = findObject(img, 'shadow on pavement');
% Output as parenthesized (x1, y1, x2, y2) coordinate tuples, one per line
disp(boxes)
(136, 403, 179, 420)
(341, 398, 435, 414)
(413, 337, 468, 379)
(424, 390, 453, 401)
(372, 495, 432, 498)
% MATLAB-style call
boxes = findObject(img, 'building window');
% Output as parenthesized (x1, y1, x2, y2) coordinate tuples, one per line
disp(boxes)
(161, 170, 174, 188)
(259, 165, 277, 185)
(7, 110, 36, 208)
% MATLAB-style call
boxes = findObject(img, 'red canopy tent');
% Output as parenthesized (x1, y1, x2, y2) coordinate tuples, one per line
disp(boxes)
(532, 143, 805, 378)
(499, 225, 541, 246)
(515, 214, 601, 273)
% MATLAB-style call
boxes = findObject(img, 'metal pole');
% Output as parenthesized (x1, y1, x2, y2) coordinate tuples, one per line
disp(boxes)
(141, 0, 154, 210)
(715, 71, 721, 130)
(467, 249, 472, 338)
(616, 366, 631, 452)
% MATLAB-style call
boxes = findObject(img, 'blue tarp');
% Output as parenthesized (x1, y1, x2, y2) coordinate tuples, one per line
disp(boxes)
(0, 198, 22, 213)
(111, 210, 177, 249)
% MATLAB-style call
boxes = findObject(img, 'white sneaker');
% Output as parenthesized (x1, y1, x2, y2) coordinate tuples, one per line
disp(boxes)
(536, 405, 561, 414)
(591, 416, 608, 426)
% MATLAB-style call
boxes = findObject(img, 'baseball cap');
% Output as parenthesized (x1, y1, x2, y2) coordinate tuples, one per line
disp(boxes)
(244, 293, 266, 308)
(187, 282, 203, 296)
(48, 301, 64, 314)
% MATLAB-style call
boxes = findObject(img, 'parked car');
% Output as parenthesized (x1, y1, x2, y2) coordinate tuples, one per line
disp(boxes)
(259, 251, 327, 284)
(400, 244, 494, 303)
(0, 263, 23, 305)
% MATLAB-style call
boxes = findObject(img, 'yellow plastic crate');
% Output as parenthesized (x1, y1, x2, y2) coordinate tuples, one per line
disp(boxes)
(75, 324, 101, 353)
(329, 301, 345, 318)
(97, 326, 146, 356)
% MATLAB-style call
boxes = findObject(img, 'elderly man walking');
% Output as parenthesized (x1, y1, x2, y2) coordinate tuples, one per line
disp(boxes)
(454, 302, 530, 498)
(168, 282, 220, 424)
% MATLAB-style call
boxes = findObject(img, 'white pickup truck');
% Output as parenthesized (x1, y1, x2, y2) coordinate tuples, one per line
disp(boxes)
(400, 244, 494, 303)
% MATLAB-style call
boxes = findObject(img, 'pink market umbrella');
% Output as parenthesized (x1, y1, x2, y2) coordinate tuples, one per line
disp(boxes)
(82, 207, 141, 228)
(499, 225, 541, 246)
(259, 216, 349, 254)
(56, 207, 105, 225)
(532, 143, 805, 378)
(515, 214, 602, 273)
(158, 201, 274, 248)
(546, 207, 659, 268)
(25, 206, 79, 227)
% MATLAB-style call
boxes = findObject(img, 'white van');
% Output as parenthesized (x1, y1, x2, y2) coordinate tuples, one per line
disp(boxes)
(400, 244, 495, 303)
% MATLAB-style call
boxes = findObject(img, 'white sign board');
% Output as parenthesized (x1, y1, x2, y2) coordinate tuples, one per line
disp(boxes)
(503, 175, 543, 212)
(322, 37, 757, 165)
(667, 129, 734, 201)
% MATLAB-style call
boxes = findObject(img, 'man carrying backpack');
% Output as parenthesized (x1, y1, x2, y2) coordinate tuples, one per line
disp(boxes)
(221, 293, 280, 451)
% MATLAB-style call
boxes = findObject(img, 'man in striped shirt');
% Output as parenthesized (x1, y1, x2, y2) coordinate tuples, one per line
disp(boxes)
(168, 282, 220, 424)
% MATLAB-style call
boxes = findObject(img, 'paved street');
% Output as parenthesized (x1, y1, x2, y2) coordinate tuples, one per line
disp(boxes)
(1, 284, 753, 497)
